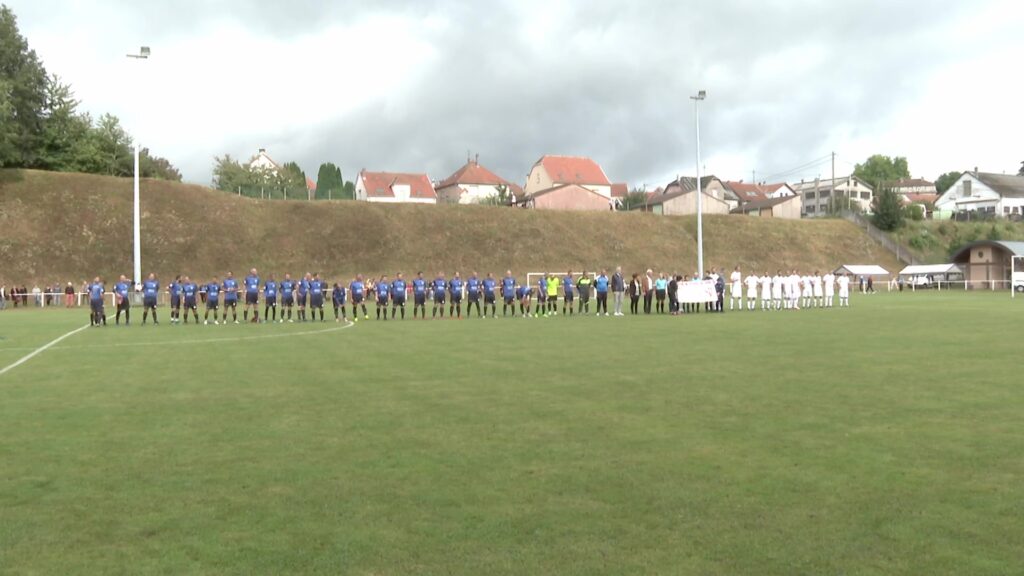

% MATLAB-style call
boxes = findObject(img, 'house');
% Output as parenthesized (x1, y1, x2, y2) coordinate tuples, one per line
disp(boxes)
(248, 148, 280, 172)
(790, 176, 874, 217)
(354, 170, 437, 204)
(521, 184, 611, 212)
(639, 176, 732, 216)
(611, 183, 629, 198)
(722, 181, 796, 206)
(730, 194, 802, 219)
(435, 157, 523, 204)
(933, 171, 1024, 218)
(950, 240, 1024, 289)
(523, 155, 612, 198)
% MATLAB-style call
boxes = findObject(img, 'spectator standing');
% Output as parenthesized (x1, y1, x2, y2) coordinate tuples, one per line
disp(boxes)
(0, 284, 6, 310)
(715, 274, 725, 312)
(32, 285, 42, 307)
(65, 282, 75, 307)
(611, 266, 625, 316)
(628, 273, 640, 315)
(668, 275, 679, 315)
(643, 270, 654, 314)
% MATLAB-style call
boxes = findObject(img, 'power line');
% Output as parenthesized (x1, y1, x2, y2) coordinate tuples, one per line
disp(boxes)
(760, 154, 833, 182)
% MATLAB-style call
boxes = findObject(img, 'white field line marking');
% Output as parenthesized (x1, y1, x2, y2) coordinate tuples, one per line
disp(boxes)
(0, 324, 91, 377)
(11, 320, 358, 352)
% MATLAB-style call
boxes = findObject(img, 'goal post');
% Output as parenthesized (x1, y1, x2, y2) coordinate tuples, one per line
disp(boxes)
(1012, 255, 1024, 299)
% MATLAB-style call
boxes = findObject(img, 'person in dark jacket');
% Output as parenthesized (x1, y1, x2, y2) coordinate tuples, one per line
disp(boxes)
(628, 273, 641, 314)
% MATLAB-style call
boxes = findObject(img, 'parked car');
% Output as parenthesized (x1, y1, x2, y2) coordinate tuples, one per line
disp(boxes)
(1013, 271, 1024, 293)
(909, 275, 932, 288)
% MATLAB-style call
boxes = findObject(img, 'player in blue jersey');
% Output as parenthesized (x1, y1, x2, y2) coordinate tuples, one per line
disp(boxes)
(535, 275, 548, 317)
(350, 274, 368, 320)
(431, 272, 447, 318)
(88, 276, 106, 326)
(309, 273, 326, 322)
(263, 274, 278, 322)
(204, 276, 221, 325)
(562, 270, 576, 315)
(466, 272, 482, 318)
(280, 273, 295, 322)
(113, 274, 131, 325)
(181, 276, 200, 324)
(482, 273, 497, 318)
(595, 269, 610, 316)
(516, 283, 530, 317)
(221, 271, 239, 324)
(448, 272, 464, 318)
(332, 281, 347, 322)
(375, 274, 390, 320)
(244, 268, 260, 323)
(501, 270, 517, 317)
(169, 275, 182, 324)
(391, 272, 407, 320)
(411, 272, 427, 319)
(141, 272, 160, 325)
(297, 273, 311, 322)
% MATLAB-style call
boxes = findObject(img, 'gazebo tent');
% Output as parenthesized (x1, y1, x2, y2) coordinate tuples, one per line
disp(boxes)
(897, 263, 963, 290)
(833, 264, 891, 291)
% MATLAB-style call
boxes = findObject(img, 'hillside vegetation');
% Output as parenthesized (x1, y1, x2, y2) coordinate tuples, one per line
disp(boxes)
(1, 169, 901, 284)
(895, 219, 1024, 263)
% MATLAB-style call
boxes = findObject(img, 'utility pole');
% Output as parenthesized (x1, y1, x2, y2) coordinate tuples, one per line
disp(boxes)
(691, 90, 707, 276)
(831, 151, 836, 214)
(126, 46, 150, 289)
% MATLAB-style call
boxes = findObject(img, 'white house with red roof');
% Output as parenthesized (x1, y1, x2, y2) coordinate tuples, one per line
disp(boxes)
(355, 170, 437, 204)
(722, 181, 796, 206)
(524, 155, 613, 199)
(435, 157, 523, 204)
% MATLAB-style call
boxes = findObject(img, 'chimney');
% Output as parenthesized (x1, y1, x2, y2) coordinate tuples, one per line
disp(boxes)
(258, 148, 266, 154)
(474, 153, 479, 165)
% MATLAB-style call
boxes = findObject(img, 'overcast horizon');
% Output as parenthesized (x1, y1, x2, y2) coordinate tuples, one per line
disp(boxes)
(8, 0, 1023, 188)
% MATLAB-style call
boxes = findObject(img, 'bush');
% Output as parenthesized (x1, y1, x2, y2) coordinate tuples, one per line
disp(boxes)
(987, 224, 1003, 241)
(907, 205, 924, 221)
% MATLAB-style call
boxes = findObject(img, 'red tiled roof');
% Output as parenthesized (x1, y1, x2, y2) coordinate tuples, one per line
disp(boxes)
(437, 161, 523, 195)
(359, 170, 436, 199)
(903, 193, 939, 205)
(306, 177, 316, 191)
(535, 155, 611, 186)
(611, 183, 629, 198)
(723, 181, 767, 203)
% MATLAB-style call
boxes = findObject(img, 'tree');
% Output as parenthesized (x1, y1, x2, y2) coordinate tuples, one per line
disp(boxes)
(619, 188, 650, 211)
(342, 180, 355, 200)
(479, 183, 513, 206)
(935, 171, 961, 194)
(1018, 161, 1023, 176)
(871, 187, 905, 231)
(853, 154, 911, 189)
(315, 162, 344, 200)
(90, 113, 134, 176)
(139, 148, 181, 181)
(0, 5, 48, 167)
(212, 154, 251, 193)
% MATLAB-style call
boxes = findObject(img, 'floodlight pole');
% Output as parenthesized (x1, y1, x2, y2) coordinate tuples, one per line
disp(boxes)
(691, 90, 707, 276)
(127, 47, 150, 287)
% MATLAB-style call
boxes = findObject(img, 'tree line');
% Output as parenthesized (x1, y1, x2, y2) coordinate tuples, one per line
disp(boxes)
(212, 156, 356, 200)
(0, 5, 180, 180)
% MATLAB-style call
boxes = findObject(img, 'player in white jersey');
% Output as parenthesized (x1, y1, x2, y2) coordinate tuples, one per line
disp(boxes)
(790, 271, 802, 310)
(771, 271, 783, 310)
(802, 274, 814, 308)
(837, 273, 851, 307)
(759, 273, 771, 310)
(729, 266, 742, 311)
(823, 272, 836, 307)
(745, 272, 759, 311)
(812, 272, 824, 307)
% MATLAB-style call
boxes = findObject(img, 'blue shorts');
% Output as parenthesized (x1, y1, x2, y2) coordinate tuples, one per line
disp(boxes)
(184, 298, 197, 309)
(564, 293, 575, 302)
(414, 294, 425, 305)
(207, 300, 219, 310)
(468, 292, 479, 302)
(333, 299, 345, 308)
(353, 294, 364, 304)
(311, 295, 324, 308)
(266, 296, 277, 306)
(434, 293, 446, 304)
(90, 300, 104, 313)
(451, 293, 462, 303)
(144, 297, 157, 308)
(224, 298, 238, 308)
(504, 295, 514, 303)
(170, 295, 181, 308)
(485, 294, 495, 304)
(297, 294, 307, 306)
(393, 296, 406, 305)
(376, 297, 388, 306)
(246, 292, 258, 305)
(283, 295, 294, 306)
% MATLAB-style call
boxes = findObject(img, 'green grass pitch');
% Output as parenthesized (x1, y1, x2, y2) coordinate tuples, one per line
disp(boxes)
(1, 292, 1022, 575)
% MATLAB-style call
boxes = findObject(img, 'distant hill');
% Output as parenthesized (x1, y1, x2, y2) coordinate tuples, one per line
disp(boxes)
(0, 169, 901, 284)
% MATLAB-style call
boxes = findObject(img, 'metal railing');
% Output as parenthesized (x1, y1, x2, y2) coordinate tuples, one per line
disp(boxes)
(839, 211, 922, 266)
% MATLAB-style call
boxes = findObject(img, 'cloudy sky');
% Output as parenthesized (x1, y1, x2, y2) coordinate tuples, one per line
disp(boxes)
(9, 0, 1024, 188)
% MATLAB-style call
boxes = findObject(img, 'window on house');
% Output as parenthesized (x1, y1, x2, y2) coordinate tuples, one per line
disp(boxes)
(806, 205, 816, 213)
(1004, 206, 1011, 215)
(861, 192, 871, 200)
(805, 191, 816, 199)
(820, 190, 831, 198)
(962, 180, 972, 197)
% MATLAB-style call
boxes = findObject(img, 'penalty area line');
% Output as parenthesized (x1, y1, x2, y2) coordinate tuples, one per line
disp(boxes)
(0, 324, 91, 378)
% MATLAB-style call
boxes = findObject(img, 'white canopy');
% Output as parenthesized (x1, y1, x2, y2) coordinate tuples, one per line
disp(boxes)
(898, 263, 962, 276)
(834, 264, 889, 276)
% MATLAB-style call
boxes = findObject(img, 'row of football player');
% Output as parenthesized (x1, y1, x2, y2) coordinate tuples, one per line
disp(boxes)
(724, 268, 854, 311)
(84, 269, 624, 325)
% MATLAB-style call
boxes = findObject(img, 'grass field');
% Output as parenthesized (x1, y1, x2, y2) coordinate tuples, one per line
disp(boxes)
(1, 292, 1022, 575)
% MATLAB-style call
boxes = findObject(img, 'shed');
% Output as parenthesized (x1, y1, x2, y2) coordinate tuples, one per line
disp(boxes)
(897, 263, 963, 290)
(949, 240, 1024, 290)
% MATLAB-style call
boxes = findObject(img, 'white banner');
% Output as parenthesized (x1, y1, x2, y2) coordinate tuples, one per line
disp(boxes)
(676, 279, 718, 304)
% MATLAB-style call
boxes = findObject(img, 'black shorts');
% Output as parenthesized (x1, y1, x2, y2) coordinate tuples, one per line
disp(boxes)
(353, 294, 364, 304)
(564, 293, 574, 302)
(246, 293, 258, 305)
(333, 299, 345, 308)
(90, 300, 104, 313)
(170, 296, 181, 309)
(207, 300, 219, 310)
(297, 294, 308, 306)
(283, 295, 294, 306)
(117, 298, 130, 311)
(144, 297, 157, 308)
(538, 294, 547, 303)
(468, 292, 480, 302)
(503, 295, 514, 304)
(415, 294, 426, 306)
(224, 299, 237, 308)
(376, 298, 388, 307)
(484, 294, 495, 304)
(579, 293, 590, 302)
(434, 294, 446, 304)
(451, 293, 462, 303)
(266, 296, 277, 307)
(311, 296, 324, 308)
(656, 289, 666, 301)
(393, 296, 406, 306)
(184, 298, 197, 310)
